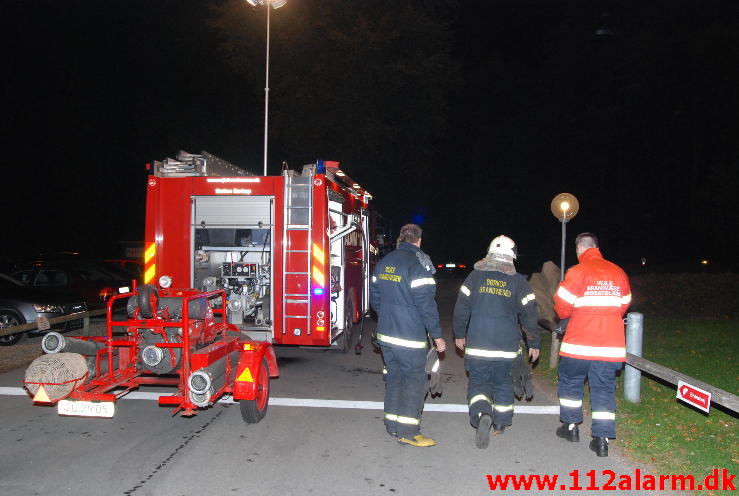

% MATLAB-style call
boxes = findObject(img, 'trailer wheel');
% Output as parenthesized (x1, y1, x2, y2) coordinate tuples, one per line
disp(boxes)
(0, 310, 27, 346)
(240, 358, 269, 423)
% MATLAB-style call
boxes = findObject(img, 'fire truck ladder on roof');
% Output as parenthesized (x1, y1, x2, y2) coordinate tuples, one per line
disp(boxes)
(282, 167, 314, 336)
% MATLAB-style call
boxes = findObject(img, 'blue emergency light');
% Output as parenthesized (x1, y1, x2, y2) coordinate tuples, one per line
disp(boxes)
(316, 159, 341, 175)
(313, 288, 324, 296)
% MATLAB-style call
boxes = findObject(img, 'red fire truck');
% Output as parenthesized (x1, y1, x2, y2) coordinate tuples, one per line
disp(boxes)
(143, 151, 376, 352)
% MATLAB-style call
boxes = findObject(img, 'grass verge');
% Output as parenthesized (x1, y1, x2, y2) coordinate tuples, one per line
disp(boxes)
(534, 318, 738, 493)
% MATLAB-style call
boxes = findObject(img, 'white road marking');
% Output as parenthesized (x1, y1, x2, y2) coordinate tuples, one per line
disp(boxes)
(0, 387, 559, 414)
(1, 387, 32, 396)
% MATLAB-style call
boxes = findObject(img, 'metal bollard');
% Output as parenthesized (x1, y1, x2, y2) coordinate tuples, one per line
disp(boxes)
(624, 312, 644, 403)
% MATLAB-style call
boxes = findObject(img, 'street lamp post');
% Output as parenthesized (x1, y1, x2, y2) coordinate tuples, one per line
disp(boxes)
(246, 0, 287, 176)
(549, 193, 580, 368)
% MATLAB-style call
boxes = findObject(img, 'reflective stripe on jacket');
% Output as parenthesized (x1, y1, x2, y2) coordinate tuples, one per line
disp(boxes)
(369, 242, 442, 348)
(553, 247, 631, 362)
(452, 269, 540, 361)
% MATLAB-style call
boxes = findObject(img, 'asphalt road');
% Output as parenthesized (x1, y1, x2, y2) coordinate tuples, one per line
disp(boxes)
(0, 277, 665, 496)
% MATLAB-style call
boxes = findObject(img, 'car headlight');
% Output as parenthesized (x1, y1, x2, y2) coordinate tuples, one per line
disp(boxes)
(34, 304, 63, 313)
(158, 275, 172, 289)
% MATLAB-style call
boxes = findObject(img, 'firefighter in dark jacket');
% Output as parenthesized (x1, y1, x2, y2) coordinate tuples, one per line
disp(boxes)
(453, 235, 540, 449)
(370, 224, 446, 447)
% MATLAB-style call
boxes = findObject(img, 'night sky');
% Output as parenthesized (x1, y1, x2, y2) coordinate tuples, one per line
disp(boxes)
(4, 0, 738, 275)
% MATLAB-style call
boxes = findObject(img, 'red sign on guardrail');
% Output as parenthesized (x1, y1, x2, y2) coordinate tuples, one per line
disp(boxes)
(677, 380, 711, 413)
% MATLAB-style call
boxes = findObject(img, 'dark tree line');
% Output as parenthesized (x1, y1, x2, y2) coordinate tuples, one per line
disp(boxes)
(4, 1, 737, 269)
(209, 0, 739, 269)
(441, 1, 739, 269)
(209, 0, 459, 216)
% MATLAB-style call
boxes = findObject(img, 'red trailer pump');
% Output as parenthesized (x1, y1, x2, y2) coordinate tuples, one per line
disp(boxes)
(25, 283, 278, 422)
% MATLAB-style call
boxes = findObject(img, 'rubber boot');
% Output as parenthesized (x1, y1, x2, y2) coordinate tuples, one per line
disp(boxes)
(589, 437, 608, 457)
(475, 413, 493, 449)
(398, 434, 436, 447)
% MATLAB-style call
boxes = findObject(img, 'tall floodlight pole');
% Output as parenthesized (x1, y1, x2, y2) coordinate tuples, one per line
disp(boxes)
(549, 193, 579, 368)
(246, 0, 287, 176)
(263, 4, 270, 176)
(559, 203, 569, 279)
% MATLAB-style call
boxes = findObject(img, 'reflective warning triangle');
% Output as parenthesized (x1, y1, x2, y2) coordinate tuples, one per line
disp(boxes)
(33, 385, 51, 403)
(237, 367, 254, 382)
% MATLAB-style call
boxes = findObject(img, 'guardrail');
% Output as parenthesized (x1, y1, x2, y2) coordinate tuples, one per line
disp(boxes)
(623, 312, 738, 414)
(0, 309, 107, 338)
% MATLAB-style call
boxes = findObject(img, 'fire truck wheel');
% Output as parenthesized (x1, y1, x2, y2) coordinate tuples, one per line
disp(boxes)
(336, 297, 354, 353)
(240, 358, 270, 423)
(0, 311, 27, 346)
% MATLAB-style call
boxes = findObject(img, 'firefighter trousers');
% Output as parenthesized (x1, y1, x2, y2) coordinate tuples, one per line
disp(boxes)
(558, 356, 622, 438)
(380, 344, 427, 438)
(466, 358, 515, 428)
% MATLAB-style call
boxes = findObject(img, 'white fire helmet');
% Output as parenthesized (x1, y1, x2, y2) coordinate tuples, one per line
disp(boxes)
(488, 235, 517, 259)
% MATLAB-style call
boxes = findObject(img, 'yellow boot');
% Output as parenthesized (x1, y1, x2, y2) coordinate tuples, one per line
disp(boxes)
(398, 434, 436, 447)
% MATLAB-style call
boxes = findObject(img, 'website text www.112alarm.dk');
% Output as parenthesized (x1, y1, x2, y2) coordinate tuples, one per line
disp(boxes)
(485, 468, 735, 492)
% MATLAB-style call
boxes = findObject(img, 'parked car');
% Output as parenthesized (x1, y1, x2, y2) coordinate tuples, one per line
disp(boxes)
(103, 258, 144, 279)
(12, 260, 133, 309)
(435, 261, 469, 275)
(0, 272, 87, 345)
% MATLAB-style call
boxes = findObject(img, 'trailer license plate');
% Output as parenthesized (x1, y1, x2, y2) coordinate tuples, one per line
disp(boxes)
(58, 400, 115, 418)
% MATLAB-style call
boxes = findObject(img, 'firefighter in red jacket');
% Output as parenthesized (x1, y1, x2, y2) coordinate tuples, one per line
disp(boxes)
(553, 233, 631, 457)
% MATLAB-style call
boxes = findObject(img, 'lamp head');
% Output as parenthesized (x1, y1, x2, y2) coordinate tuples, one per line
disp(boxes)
(246, 0, 286, 8)
(550, 193, 579, 222)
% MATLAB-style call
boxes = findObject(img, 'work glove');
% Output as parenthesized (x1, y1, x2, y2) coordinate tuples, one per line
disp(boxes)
(554, 317, 569, 335)
(511, 352, 534, 401)
(426, 348, 442, 397)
